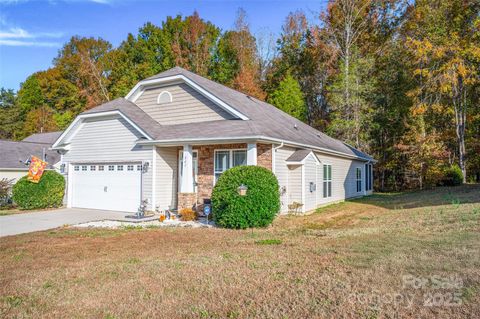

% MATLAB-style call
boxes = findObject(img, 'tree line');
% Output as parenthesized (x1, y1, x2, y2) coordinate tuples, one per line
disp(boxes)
(1, 0, 479, 190)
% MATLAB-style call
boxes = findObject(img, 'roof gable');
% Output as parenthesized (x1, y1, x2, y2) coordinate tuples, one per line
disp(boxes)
(52, 98, 158, 149)
(133, 82, 237, 125)
(285, 149, 320, 165)
(141, 67, 373, 161)
(125, 70, 249, 121)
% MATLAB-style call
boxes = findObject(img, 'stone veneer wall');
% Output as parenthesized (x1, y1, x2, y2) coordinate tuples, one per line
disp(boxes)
(177, 192, 197, 211)
(257, 143, 272, 171)
(193, 143, 247, 203)
(177, 143, 273, 208)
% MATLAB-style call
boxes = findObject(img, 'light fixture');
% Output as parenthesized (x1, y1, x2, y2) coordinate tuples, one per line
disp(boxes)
(237, 184, 248, 196)
(143, 162, 150, 172)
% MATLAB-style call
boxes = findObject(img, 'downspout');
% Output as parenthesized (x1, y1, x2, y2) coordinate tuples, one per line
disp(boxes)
(272, 142, 285, 171)
(272, 142, 284, 211)
(273, 142, 284, 152)
(272, 142, 284, 174)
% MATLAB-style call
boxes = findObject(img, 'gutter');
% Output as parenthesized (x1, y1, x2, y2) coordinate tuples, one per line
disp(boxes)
(136, 135, 375, 162)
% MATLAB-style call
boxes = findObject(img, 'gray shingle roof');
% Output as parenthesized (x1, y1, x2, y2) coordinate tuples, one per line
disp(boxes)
(84, 67, 373, 161)
(286, 149, 313, 163)
(0, 140, 60, 169)
(147, 67, 373, 161)
(82, 98, 163, 138)
(22, 131, 63, 144)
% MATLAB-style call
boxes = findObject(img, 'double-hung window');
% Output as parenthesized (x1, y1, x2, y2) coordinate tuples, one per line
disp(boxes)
(356, 167, 362, 192)
(365, 164, 373, 191)
(323, 164, 332, 198)
(214, 149, 247, 183)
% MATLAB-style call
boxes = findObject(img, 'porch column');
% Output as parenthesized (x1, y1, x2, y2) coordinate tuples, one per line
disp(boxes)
(180, 144, 194, 193)
(247, 143, 257, 165)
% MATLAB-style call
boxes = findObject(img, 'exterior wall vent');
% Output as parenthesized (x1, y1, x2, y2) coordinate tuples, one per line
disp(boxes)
(157, 91, 173, 104)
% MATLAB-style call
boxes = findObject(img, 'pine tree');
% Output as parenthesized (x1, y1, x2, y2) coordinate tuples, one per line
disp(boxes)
(267, 73, 306, 121)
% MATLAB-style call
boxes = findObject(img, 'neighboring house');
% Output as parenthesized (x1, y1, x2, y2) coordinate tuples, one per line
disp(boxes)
(52, 67, 374, 214)
(0, 132, 62, 183)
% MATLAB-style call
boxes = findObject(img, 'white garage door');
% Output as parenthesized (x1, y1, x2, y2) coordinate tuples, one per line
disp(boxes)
(71, 163, 142, 212)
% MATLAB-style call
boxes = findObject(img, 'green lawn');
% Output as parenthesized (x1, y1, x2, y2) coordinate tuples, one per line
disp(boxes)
(1, 185, 479, 318)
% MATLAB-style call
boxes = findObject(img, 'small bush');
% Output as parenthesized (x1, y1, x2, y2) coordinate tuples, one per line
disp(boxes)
(180, 208, 197, 221)
(212, 165, 280, 229)
(12, 170, 65, 210)
(442, 165, 464, 186)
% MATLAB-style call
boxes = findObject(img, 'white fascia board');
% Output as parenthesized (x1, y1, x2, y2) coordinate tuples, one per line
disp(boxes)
(136, 135, 373, 162)
(125, 74, 249, 121)
(138, 135, 376, 162)
(285, 162, 304, 166)
(137, 136, 261, 146)
(309, 152, 321, 165)
(51, 116, 82, 149)
(51, 110, 153, 149)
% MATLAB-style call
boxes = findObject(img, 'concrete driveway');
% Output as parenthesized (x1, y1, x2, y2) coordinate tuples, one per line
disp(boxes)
(0, 208, 129, 237)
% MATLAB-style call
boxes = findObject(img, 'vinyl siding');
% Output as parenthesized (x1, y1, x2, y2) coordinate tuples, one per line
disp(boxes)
(134, 83, 236, 125)
(155, 147, 178, 210)
(0, 170, 28, 184)
(275, 147, 369, 212)
(62, 115, 154, 209)
(288, 165, 302, 205)
(314, 152, 367, 205)
(304, 154, 318, 212)
(274, 146, 296, 213)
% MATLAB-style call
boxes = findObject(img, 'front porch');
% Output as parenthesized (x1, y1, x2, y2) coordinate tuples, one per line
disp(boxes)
(151, 143, 273, 213)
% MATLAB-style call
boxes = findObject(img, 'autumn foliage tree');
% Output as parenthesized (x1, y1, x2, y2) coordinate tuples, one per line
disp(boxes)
(404, 0, 480, 182)
(2, 4, 480, 188)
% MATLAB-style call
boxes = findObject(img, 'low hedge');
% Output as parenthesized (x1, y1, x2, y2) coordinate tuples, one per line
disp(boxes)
(442, 165, 464, 186)
(12, 170, 65, 209)
(211, 165, 280, 229)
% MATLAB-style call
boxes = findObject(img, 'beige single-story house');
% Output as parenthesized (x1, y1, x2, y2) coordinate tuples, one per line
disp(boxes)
(0, 132, 62, 183)
(52, 67, 374, 214)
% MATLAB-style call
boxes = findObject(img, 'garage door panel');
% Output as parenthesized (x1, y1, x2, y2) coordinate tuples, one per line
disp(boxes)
(71, 163, 141, 212)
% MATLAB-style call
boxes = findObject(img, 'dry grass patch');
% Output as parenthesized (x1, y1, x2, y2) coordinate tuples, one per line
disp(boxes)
(1, 185, 479, 318)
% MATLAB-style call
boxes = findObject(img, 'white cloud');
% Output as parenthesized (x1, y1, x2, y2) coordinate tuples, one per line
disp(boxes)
(0, 39, 60, 47)
(0, 27, 30, 38)
(0, 27, 64, 47)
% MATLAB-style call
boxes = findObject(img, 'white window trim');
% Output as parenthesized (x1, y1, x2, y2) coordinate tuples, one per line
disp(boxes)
(365, 163, 373, 192)
(323, 163, 332, 199)
(213, 148, 247, 185)
(356, 167, 362, 193)
(157, 91, 173, 104)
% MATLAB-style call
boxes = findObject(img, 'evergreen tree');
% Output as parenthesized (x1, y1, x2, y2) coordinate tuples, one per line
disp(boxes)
(267, 73, 306, 121)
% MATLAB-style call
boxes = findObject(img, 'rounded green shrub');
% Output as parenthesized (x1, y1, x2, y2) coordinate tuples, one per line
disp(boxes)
(443, 164, 464, 186)
(12, 170, 65, 209)
(211, 166, 280, 229)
